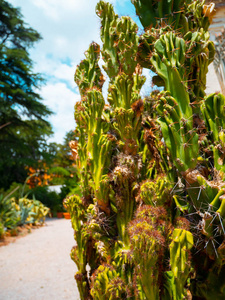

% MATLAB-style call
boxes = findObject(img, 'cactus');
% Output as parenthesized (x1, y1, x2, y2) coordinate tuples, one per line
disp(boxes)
(164, 228, 193, 300)
(67, 0, 225, 299)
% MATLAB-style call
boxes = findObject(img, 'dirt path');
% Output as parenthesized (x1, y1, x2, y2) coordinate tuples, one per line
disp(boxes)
(0, 219, 79, 300)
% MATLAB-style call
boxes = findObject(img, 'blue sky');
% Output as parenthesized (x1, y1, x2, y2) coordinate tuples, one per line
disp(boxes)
(8, 0, 150, 143)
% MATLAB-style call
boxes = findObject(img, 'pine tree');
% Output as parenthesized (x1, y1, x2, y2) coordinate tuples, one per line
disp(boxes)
(0, 0, 53, 189)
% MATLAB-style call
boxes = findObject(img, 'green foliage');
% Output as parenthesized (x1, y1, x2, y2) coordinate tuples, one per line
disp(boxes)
(45, 130, 78, 193)
(0, 182, 26, 201)
(29, 185, 61, 213)
(139, 176, 172, 206)
(131, 0, 191, 29)
(12, 197, 49, 225)
(201, 93, 225, 172)
(0, 192, 19, 230)
(1, 182, 60, 213)
(128, 208, 166, 300)
(0, 186, 49, 239)
(67, 0, 225, 299)
(0, 128, 79, 215)
(0, 221, 5, 239)
(164, 229, 193, 300)
(90, 265, 127, 300)
(156, 91, 199, 172)
(96, 2, 139, 78)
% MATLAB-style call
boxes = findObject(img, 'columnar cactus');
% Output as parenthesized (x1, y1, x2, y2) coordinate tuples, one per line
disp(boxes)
(65, 0, 225, 299)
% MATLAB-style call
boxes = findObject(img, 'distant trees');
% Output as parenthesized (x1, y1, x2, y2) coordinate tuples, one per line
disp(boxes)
(25, 130, 78, 212)
(26, 130, 77, 188)
(48, 130, 78, 197)
(0, 0, 53, 189)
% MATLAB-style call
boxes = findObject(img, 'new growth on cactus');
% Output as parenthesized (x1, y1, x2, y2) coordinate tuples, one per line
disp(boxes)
(65, 0, 225, 299)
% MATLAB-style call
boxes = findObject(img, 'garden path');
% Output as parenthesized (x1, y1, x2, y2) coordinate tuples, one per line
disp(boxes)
(0, 218, 79, 300)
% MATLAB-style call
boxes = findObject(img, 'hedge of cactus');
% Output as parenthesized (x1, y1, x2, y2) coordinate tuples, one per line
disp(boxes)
(0, 192, 49, 238)
(65, 0, 225, 299)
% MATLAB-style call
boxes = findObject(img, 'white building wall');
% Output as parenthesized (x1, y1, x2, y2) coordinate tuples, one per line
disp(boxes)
(206, 63, 222, 94)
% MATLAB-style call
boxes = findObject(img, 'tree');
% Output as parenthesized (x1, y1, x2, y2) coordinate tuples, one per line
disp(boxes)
(52, 130, 76, 169)
(65, 0, 225, 299)
(0, 0, 53, 189)
(26, 130, 78, 193)
(24, 130, 78, 213)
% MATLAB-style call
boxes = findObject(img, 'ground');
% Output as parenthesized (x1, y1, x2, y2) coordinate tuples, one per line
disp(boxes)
(0, 218, 79, 300)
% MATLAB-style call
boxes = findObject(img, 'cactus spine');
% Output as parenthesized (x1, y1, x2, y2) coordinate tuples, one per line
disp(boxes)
(65, 0, 225, 299)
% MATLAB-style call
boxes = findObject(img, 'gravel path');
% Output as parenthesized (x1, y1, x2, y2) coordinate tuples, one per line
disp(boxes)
(0, 219, 79, 300)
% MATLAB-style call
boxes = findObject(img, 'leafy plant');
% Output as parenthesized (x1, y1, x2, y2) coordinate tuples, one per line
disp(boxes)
(66, 0, 225, 299)
(0, 187, 20, 230)
(12, 197, 49, 226)
(0, 222, 5, 239)
(0, 184, 49, 239)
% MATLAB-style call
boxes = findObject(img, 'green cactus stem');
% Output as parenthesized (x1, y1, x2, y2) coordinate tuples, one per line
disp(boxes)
(138, 176, 172, 207)
(69, 0, 225, 299)
(164, 228, 193, 300)
(64, 195, 90, 299)
(201, 93, 225, 172)
(156, 91, 199, 172)
(128, 217, 165, 300)
(90, 264, 127, 300)
(75, 42, 105, 97)
(96, 1, 139, 78)
(131, 0, 192, 31)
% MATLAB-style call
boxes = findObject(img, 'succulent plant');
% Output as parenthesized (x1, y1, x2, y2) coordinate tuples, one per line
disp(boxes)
(67, 0, 225, 299)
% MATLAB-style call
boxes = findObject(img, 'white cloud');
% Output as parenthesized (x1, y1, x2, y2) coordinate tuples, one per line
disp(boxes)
(52, 63, 76, 89)
(30, 0, 94, 21)
(34, 54, 76, 89)
(41, 83, 79, 143)
(54, 36, 68, 50)
(8, 0, 138, 143)
(10, 0, 101, 61)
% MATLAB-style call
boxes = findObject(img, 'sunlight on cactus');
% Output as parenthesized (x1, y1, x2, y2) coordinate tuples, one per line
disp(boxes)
(66, 0, 225, 299)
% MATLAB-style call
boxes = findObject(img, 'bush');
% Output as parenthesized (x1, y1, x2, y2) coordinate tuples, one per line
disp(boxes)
(29, 185, 62, 213)
(0, 193, 18, 230)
